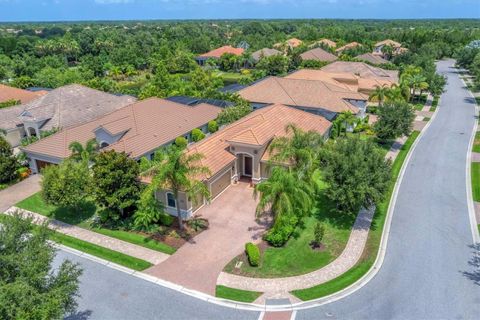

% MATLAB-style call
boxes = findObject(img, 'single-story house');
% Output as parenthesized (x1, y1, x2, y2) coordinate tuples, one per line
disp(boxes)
(321, 61, 399, 82)
(154, 104, 332, 218)
(310, 38, 337, 48)
(0, 84, 47, 105)
(373, 39, 401, 54)
(300, 47, 338, 63)
(274, 38, 303, 50)
(0, 84, 135, 147)
(195, 45, 245, 66)
(237, 76, 368, 121)
(251, 48, 282, 63)
(355, 53, 389, 65)
(22, 98, 222, 173)
(335, 41, 362, 54)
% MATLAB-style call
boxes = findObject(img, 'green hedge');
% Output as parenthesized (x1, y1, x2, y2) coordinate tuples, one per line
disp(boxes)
(245, 242, 260, 267)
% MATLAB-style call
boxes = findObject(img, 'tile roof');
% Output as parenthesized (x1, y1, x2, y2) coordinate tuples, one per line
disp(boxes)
(0, 84, 46, 104)
(320, 61, 399, 82)
(300, 47, 338, 62)
(274, 38, 303, 49)
(198, 45, 244, 58)
(335, 41, 362, 53)
(375, 39, 401, 48)
(0, 84, 135, 131)
(311, 39, 337, 48)
(251, 48, 282, 62)
(355, 53, 389, 65)
(187, 104, 332, 179)
(22, 98, 222, 159)
(238, 76, 366, 114)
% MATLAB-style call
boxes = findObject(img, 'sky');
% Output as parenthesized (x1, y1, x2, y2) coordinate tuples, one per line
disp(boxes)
(0, 0, 479, 22)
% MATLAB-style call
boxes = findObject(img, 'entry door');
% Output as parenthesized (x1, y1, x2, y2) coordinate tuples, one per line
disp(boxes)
(243, 155, 253, 177)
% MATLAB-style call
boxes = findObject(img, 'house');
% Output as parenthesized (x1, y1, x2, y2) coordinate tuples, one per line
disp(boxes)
(373, 39, 401, 55)
(335, 41, 362, 54)
(237, 76, 368, 121)
(0, 84, 135, 147)
(22, 98, 222, 173)
(0, 84, 47, 105)
(355, 53, 389, 65)
(251, 48, 282, 63)
(195, 45, 245, 66)
(300, 47, 338, 63)
(274, 38, 303, 50)
(321, 61, 399, 82)
(154, 104, 332, 218)
(310, 39, 337, 48)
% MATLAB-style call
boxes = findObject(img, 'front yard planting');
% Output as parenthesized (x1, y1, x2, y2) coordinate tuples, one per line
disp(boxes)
(215, 285, 262, 303)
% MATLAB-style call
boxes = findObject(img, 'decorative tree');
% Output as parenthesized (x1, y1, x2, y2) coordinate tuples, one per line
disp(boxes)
(0, 135, 19, 183)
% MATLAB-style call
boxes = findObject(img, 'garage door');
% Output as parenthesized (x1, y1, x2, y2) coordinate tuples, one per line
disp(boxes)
(36, 159, 55, 172)
(210, 169, 232, 199)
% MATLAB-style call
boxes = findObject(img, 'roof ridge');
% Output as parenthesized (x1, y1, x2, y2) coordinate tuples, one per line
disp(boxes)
(273, 77, 300, 106)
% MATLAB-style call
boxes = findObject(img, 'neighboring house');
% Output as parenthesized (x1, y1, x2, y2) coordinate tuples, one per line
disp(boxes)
(321, 61, 399, 82)
(355, 53, 389, 65)
(373, 39, 401, 55)
(0, 84, 135, 147)
(274, 38, 303, 50)
(310, 38, 337, 48)
(166, 96, 234, 108)
(335, 41, 362, 54)
(195, 45, 245, 66)
(237, 76, 368, 121)
(154, 104, 332, 218)
(300, 47, 338, 63)
(0, 84, 47, 105)
(22, 98, 222, 173)
(251, 48, 282, 63)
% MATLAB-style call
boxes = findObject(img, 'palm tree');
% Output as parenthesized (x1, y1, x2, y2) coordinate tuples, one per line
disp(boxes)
(410, 74, 429, 101)
(68, 139, 98, 162)
(369, 84, 390, 106)
(140, 146, 211, 230)
(385, 85, 406, 102)
(254, 166, 313, 229)
(268, 124, 323, 179)
(337, 111, 357, 135)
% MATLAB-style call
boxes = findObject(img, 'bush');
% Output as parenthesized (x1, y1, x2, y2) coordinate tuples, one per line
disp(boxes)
(313, 222, 325, 247)
(208, 120, 219, 133)
(374, 101, 415, 141)
(191, 128, 206, 142)
(175, 136, 188, 149)
(158, 213, 174, 226)
(0, 135, 19, 184)
(264, 223, 295, 247)
(245, 242, 260, 267)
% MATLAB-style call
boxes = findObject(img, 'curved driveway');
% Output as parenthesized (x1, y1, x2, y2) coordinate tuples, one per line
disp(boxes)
(55, 60, 479, 319)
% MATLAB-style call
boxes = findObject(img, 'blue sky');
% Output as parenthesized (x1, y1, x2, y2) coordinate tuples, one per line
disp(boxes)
(0, 0, 479, 21)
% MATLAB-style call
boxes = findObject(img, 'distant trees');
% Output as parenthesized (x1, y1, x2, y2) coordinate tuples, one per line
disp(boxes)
(256, 54, 291, 76)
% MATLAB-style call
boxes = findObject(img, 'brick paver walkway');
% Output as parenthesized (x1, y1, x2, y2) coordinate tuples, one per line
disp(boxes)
(4, 207, 169, 265)
(421, 94, 434, 112)
(472, 152, 480, 162)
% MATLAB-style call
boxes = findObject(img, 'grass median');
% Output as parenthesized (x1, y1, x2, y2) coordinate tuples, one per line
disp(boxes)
(292, 131, 420, 301)
(215, 285, 262, 303)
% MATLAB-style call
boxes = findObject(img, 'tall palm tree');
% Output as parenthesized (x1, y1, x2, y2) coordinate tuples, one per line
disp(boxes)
(410, 74, 429, 101)
(254, 166, 313, 229)
(140, 146, 211, 230)
(68, 139, 98, 162)
(369, 84, 390, 106)
(337, 111, 357, 135)
(385, 85, 406, 102)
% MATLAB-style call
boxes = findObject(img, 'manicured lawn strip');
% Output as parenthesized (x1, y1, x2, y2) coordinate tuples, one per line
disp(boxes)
(473, 132, 480, 153)
(291, 131, 420, 300)
(471, 163, 480, 202)
(16, 193, 176, 254)
(50, 232, 153, 271)
(215, 285, 262, 303)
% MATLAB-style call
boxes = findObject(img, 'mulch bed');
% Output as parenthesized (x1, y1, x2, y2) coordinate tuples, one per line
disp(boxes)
(149, 218, 209, 249)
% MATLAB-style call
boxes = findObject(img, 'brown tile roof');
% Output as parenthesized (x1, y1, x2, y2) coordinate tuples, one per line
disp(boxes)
(285, 69, 358, 90)
(22, 98, 222, 160)
(300, 47, 338, 62)
(375, 39, 401, 48)
(187, 104, 332, 179)
(0, 84, 135, 131)
(274, 38, 303, 49)
(310, 39, 337, 48)
(335, 41, 362, 53)
(355, 53, 389, 65)
(251, 48, 282, 62)
(0, 84, 46, 104)
(198, 45, 244, 58)
(238, 76, 366, 114)
(321, 61, 399, 82)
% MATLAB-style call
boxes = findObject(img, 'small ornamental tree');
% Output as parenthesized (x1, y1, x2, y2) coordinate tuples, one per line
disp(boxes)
(0, 135, 19, 183)
(191, 128, 206, 142)
(0, 212, 82, 319)
(208, 120, 219, 133)
(374, 101, 415, 141)
(92, 151, 141, 220)
(175, 136, 188, 149)
(41, 158, 91, 209)
(312, 222, 325, 248)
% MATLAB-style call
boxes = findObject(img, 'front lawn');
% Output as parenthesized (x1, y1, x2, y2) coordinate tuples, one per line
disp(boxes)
(215, 285, 262, 303)
(471, 162, 480, 202)
(473, 132, 480, 153)
(292, 131, 420, 300)
(16, 193, 176, 255)
(223, 179, 355, 278)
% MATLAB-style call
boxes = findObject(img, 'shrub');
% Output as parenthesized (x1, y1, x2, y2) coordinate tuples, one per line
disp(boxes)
(313, 222, 325, 247)
(208, 120, 218, 133)
(245, 242, 260, 267)
(175, 136, 188, 149)
(191, 128, 206, 142)
(158, 213, 174, 226)
(264, 223, 295, 247)
(0, 136, 19, 183)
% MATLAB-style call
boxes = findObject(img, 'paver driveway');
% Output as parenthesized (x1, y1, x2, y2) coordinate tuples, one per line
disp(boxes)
(146, 181, 267, 295)
(0, 174, 41, 212)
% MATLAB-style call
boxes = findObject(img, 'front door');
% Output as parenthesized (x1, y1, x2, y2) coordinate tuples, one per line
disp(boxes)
(243, 155, 253, 177)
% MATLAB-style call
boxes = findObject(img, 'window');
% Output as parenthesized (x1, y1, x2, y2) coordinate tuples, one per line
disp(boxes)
(166, 193, 176, 208)
(100, 141, 109, 148)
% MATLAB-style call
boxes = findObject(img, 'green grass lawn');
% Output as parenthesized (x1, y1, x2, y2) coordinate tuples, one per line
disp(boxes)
(292, 131, 420, 300)
(473, 132, 480, 153)
(471, 162, 480, 202)
(211, 70, 248, 84)
(16, 193, 176, 255)
(224, 179, 355, 278)
(215, 285, 262, 303)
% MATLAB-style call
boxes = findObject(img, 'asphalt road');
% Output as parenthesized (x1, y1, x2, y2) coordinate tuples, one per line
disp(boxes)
(53, 59, 479, 320)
